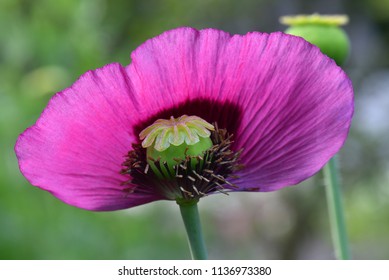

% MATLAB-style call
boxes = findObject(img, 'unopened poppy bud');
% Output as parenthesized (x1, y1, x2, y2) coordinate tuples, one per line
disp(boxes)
(281, 14, 350, 65)
(139, 115, 214, 178)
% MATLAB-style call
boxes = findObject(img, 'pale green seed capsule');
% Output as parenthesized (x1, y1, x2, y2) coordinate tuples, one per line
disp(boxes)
(139, 115, 214, 178)
(280, 14, 350, 65)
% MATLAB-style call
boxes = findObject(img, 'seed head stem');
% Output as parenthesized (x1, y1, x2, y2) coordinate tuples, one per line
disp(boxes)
(177, 200, 208, 260)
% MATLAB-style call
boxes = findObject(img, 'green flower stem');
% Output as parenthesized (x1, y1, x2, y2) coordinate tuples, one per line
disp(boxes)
(323, 156, 350, 259)
(178, 200, 208, 260)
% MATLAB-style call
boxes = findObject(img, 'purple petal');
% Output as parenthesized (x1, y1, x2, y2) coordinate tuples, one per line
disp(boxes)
(15, 63, 161, 210)
(231, 33, 353, 191)
(126, 28, 353, 192)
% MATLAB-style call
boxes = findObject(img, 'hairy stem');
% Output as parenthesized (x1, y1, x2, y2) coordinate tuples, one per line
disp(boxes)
(178, 200, 208, 260)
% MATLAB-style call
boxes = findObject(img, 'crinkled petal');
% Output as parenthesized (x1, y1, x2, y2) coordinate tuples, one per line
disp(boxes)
(15, 63, 162, 210)
(126, 27, 353, 192)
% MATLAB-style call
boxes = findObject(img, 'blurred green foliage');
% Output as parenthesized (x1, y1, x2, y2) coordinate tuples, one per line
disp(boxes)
(1, 0, 389, 259)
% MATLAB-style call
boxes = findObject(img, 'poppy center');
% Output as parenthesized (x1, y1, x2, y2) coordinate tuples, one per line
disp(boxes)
(121, 115, 243, 202)
(139, 115, 214, 178)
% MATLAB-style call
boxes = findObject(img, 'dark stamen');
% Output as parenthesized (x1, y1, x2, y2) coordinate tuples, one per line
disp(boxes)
(144, 164, 150, 174)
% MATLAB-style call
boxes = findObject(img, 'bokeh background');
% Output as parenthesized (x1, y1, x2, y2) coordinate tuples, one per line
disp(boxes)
(1, 0, 389, 259)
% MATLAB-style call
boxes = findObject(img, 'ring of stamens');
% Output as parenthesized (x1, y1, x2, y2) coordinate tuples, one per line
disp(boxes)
(121, 125, 243, 202)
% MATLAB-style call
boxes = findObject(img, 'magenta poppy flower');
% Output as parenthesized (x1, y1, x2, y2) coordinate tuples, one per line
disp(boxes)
(15, 27, 353, 211)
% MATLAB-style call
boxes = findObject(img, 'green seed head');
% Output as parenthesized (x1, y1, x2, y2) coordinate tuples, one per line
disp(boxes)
(139, 115, 214, 178)
(280, 14, 350, 65)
